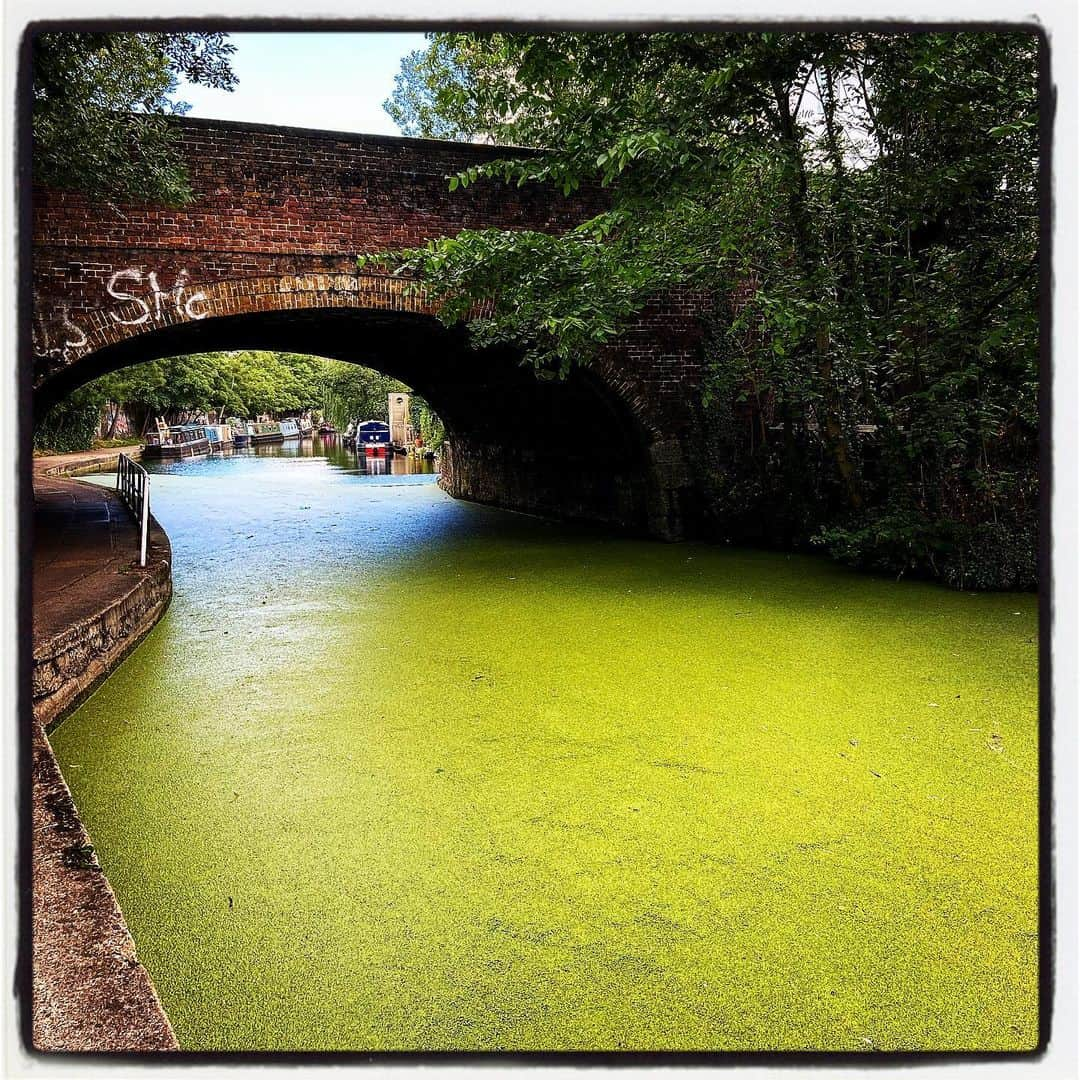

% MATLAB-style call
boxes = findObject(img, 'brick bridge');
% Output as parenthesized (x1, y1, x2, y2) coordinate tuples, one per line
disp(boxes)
(32, 117, 707, 538)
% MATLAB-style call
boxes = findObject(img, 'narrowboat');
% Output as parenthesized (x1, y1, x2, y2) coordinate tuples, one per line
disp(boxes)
(356, 420, 391, 455)
(281, 414, 314, 438)
(247, 421, 282, 444)
(143, 420, 211, 459)
(229, 419, 252, 447)
(247, 419, 300, 444)
(203, 423, 233, 449)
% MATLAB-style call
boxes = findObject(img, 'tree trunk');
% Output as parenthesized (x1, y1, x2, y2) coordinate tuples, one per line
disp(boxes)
(772, 75, 864, 512)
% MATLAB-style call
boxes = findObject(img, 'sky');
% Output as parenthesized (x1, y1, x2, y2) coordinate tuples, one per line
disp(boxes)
(176, 33, 428, 137)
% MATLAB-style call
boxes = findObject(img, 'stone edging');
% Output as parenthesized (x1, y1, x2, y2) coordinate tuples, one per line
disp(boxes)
(34, 446, 143, 479)
(32, 722, 179, 1052)
(33, 529, 171, 733)
(31, 470, 179, 1052)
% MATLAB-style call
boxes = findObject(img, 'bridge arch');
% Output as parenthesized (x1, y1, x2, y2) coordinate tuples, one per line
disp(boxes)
(34, 275, 687, 537)
(32, 118, 704, 538)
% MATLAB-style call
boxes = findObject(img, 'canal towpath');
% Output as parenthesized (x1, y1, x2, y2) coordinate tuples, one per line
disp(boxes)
(30, 448, 177, 1051)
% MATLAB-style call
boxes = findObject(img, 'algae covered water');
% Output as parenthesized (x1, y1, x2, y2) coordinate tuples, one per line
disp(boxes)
(52, 444, 1039, 1051)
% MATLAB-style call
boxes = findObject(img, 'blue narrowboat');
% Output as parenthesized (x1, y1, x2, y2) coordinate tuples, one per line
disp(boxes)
(356, 420, 391, 455)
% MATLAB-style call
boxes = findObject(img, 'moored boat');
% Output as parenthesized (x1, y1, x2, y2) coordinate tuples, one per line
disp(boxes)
(357, 420, 391, 455)
(203, 423, 233, 449)
(248, 420, 286, 444)
(143, 419, 211, 459)
(229, 418, 252, 447)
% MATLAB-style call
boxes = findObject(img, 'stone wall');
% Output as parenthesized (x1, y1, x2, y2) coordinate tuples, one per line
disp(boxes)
(32, 526, 172, 731)
(440, 432, 697, 541)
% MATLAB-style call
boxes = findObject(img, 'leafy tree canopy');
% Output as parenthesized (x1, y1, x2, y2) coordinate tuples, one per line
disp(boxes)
(317, 360, 410, 431)
(376, 31, 1039, 588)
(34, 352, 442, 453)
(32, 31, 236, 203)
(383, 38, 489, 141)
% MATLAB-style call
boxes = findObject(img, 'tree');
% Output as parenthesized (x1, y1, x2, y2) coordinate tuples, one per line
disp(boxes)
(32, 385, 105, 454)
(93, 351, 331, 425)
(417, 400, 445, 449)
(376, 31, 1039, 588)
(32, 31, 236, 203)
(383, 35, 503, 141)
(38, 352, 440, 452)
(318, 363, 409, 431)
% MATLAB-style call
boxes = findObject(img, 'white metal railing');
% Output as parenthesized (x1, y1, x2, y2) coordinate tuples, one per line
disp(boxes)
(115, 453, 150, 567)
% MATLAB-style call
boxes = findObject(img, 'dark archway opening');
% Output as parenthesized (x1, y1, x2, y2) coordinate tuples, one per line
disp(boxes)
(34, 307, 664, 534)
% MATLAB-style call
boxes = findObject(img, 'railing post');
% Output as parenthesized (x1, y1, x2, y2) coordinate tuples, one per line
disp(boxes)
(139, 481, 149, 568)
(115, 453, 150, 568)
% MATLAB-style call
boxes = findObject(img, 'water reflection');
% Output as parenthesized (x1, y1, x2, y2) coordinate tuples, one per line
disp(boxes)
(139, 434, 438, 479)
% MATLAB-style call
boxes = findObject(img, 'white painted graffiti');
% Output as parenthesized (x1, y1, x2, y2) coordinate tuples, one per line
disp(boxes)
(34, 266, 211, 362)
(32, 303, 88, 364)
(106, 267, 209, 325)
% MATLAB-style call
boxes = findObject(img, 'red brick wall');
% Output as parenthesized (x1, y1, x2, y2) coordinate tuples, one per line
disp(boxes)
(32, 117, 591, 341)
(32, 117, 704, 422)
(31, 117, 708, 537)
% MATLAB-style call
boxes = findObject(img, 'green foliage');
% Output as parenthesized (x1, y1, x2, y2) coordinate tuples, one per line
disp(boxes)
(379, 31, 1039, 588)
(32, 31, 236, 203)
(417, 401, 445, 449)
(317, 363, 409, 432)
(93, 351, 330, 423)
(33, 386, 105, 454)
(383, 37, 488, 140)
(816, 512, 1037, 592)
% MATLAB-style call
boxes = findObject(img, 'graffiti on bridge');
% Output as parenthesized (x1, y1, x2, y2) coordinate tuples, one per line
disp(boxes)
(33, 267, 209, 364)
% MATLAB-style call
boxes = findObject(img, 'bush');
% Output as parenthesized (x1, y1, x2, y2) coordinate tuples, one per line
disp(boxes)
(33, 391, 102, 454)
(816, 510, 1036, 591)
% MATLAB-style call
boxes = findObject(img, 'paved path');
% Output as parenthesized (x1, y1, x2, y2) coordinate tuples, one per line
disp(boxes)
(33, 467, 143, 648)
(30, 454, 177, 1052)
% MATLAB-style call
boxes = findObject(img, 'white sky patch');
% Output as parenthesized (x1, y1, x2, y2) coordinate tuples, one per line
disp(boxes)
(175, 32, 428, 136)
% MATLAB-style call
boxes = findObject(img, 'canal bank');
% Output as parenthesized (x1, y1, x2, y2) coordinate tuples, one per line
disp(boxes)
(33, 442, 144, 479)
(30, 452, 177, 1051)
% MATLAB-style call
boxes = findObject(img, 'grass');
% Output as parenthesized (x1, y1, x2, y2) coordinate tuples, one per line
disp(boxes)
(50, 479, 1039, 1052)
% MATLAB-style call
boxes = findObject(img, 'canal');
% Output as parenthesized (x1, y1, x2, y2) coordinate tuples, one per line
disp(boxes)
(50, 438, 1039, 1052)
